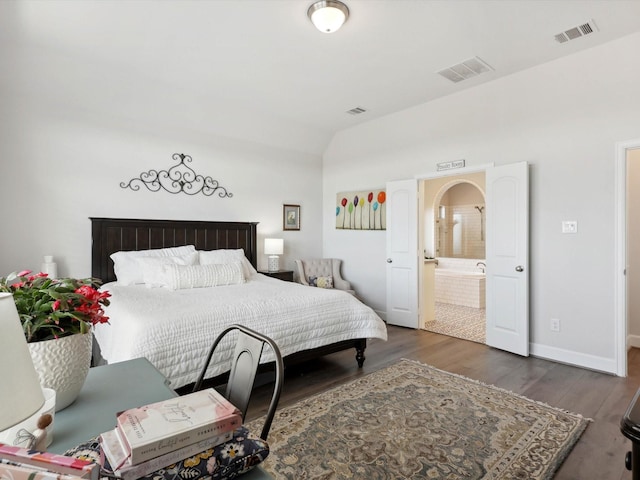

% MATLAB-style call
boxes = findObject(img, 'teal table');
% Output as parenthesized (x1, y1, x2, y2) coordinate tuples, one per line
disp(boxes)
(49, 358, 273, 479)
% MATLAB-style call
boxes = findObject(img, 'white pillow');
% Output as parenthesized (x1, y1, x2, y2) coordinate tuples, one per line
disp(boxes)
(198, 249, 256, 279)
(139, 253, 200, 288)
(110, 245, 197, 285)
(163, 262, 245, 290)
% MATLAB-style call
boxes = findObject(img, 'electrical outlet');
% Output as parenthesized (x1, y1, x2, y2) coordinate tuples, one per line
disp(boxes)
(550, 318, 560, 332)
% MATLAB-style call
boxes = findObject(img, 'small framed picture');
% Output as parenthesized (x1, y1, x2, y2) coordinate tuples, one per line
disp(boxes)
(283, 204, 300, 231)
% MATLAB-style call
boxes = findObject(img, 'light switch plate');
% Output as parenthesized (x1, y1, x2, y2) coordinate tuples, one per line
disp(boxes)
(562, 220, 578, 234)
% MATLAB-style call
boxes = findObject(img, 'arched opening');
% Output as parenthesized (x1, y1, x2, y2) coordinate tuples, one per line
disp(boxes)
(433, 180, 485, 259)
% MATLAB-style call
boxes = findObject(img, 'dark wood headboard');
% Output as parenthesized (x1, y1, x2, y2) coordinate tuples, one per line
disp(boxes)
(91, 218, 258, 283)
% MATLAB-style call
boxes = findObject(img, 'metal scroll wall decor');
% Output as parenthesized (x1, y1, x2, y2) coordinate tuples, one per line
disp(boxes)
(120, 153, 233, 198)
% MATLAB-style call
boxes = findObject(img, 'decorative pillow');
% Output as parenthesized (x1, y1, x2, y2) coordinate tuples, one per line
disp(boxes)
(309, 275, 334, 289)
(138, 252, 200, 288)
(110, 246, 197, 285)
(64, 426, 269, 480)
(163, 262, 245, 290)
(199, 249, 257, 280)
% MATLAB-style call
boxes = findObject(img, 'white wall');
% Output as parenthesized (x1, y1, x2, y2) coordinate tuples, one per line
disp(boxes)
(323, 33, 640, 373)
(0, 38, 323, 278)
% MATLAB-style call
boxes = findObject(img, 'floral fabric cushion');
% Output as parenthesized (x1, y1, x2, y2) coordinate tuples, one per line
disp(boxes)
(309, 275, 334, 289)
(64, 426, 269, 480)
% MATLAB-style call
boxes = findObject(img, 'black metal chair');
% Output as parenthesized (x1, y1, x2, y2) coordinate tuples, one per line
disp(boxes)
(192, 324, 284, 441)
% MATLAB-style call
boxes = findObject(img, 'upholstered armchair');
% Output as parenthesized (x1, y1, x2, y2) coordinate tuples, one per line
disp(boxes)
(294, 258, 355, 296)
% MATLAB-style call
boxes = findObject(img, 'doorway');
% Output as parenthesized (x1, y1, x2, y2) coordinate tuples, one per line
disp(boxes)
(618, 143, 640, 377)
(421, 172, 487, 344)
(388, 162, 529, 356)
(614, 139, 640, 377)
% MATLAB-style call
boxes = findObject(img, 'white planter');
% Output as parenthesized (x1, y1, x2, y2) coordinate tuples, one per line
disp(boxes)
(28, 332, 92, 412)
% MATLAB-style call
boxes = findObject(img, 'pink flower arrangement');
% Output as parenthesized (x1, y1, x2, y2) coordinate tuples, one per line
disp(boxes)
(0, 270, 111, 342)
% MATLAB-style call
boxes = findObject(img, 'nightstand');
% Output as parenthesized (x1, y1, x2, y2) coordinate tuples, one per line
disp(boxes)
(258, 270, 294, 282)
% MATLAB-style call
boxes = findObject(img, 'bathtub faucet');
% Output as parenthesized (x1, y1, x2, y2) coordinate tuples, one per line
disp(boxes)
(476, 262, 486, 273)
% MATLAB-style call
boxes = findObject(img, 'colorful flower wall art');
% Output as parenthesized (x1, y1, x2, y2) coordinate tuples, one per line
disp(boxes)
(336, 190, 386, 230)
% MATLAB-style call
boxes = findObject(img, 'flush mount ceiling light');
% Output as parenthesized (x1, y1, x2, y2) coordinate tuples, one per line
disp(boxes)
(307, 0, 349, 33)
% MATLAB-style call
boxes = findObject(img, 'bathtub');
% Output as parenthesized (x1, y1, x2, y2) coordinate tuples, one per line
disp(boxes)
(434, 269, 486, 309)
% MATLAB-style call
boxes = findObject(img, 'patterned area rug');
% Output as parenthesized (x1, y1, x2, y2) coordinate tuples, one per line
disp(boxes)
(424, 302, 486, 344)
(247, 359, 589, 479)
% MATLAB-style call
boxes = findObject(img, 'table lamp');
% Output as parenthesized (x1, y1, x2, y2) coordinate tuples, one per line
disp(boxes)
(264, 238, 284, 272)
(0, 292, 46, 443)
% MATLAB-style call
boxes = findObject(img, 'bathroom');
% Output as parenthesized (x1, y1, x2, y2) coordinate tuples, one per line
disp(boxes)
(422, 171, 487, 343)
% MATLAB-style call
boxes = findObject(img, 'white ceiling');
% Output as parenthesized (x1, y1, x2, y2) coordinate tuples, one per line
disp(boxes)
(3, 0, 640, 154)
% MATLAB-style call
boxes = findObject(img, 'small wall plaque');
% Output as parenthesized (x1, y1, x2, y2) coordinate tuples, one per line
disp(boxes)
(436, 159, 466, 172)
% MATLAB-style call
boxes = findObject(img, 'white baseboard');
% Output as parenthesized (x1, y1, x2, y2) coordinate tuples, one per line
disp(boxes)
(628, 335, 640, 349)
(530, 342, 617, 375)
(382, 326, 619, 374)
(375, 309, 386, 321)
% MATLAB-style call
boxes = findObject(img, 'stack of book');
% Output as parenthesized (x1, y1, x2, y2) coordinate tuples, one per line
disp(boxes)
(100, 388, 242, 480)
(0, 443, 100, 480)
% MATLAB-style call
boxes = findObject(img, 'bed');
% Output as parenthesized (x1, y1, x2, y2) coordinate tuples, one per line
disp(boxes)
(90, 217, 387, 390)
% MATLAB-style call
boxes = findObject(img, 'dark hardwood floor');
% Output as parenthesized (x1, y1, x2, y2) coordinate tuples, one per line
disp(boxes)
(246, 325, 640, 479)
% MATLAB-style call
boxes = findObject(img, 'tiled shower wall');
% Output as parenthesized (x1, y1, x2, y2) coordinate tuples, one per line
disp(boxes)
(436, 204, 485, 258)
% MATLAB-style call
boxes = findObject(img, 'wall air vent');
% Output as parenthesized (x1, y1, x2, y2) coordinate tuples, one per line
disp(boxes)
(346, 106, 367, 115)
(437, 56, 494, 84)
(554, 20, 598, 44)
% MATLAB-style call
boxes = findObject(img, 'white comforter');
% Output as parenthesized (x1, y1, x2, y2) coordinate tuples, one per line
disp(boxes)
(93, 274, 387, 389)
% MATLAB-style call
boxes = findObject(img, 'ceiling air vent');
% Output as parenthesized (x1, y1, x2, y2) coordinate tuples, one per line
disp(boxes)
(554, 20, 598, 44)
(437, 56, 494, 84)
(346, 106, 367, 115)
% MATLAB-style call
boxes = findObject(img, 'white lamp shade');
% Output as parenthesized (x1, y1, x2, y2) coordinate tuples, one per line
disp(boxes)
(308, 0, 349, 33)
(264, 238, 284, 256)
(0, 293, 45, 431)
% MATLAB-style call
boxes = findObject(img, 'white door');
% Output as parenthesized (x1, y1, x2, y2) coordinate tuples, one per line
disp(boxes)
(386, 179, 419, 328)
(485, 162, 529, 356)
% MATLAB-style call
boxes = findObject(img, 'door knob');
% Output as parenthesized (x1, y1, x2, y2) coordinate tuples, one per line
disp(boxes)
(515, 265, 524, 272)
(387, 258, 393, 263)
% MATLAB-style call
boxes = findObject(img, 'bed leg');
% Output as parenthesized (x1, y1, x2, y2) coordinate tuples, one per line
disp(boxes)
(355, 339, 366, 367)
